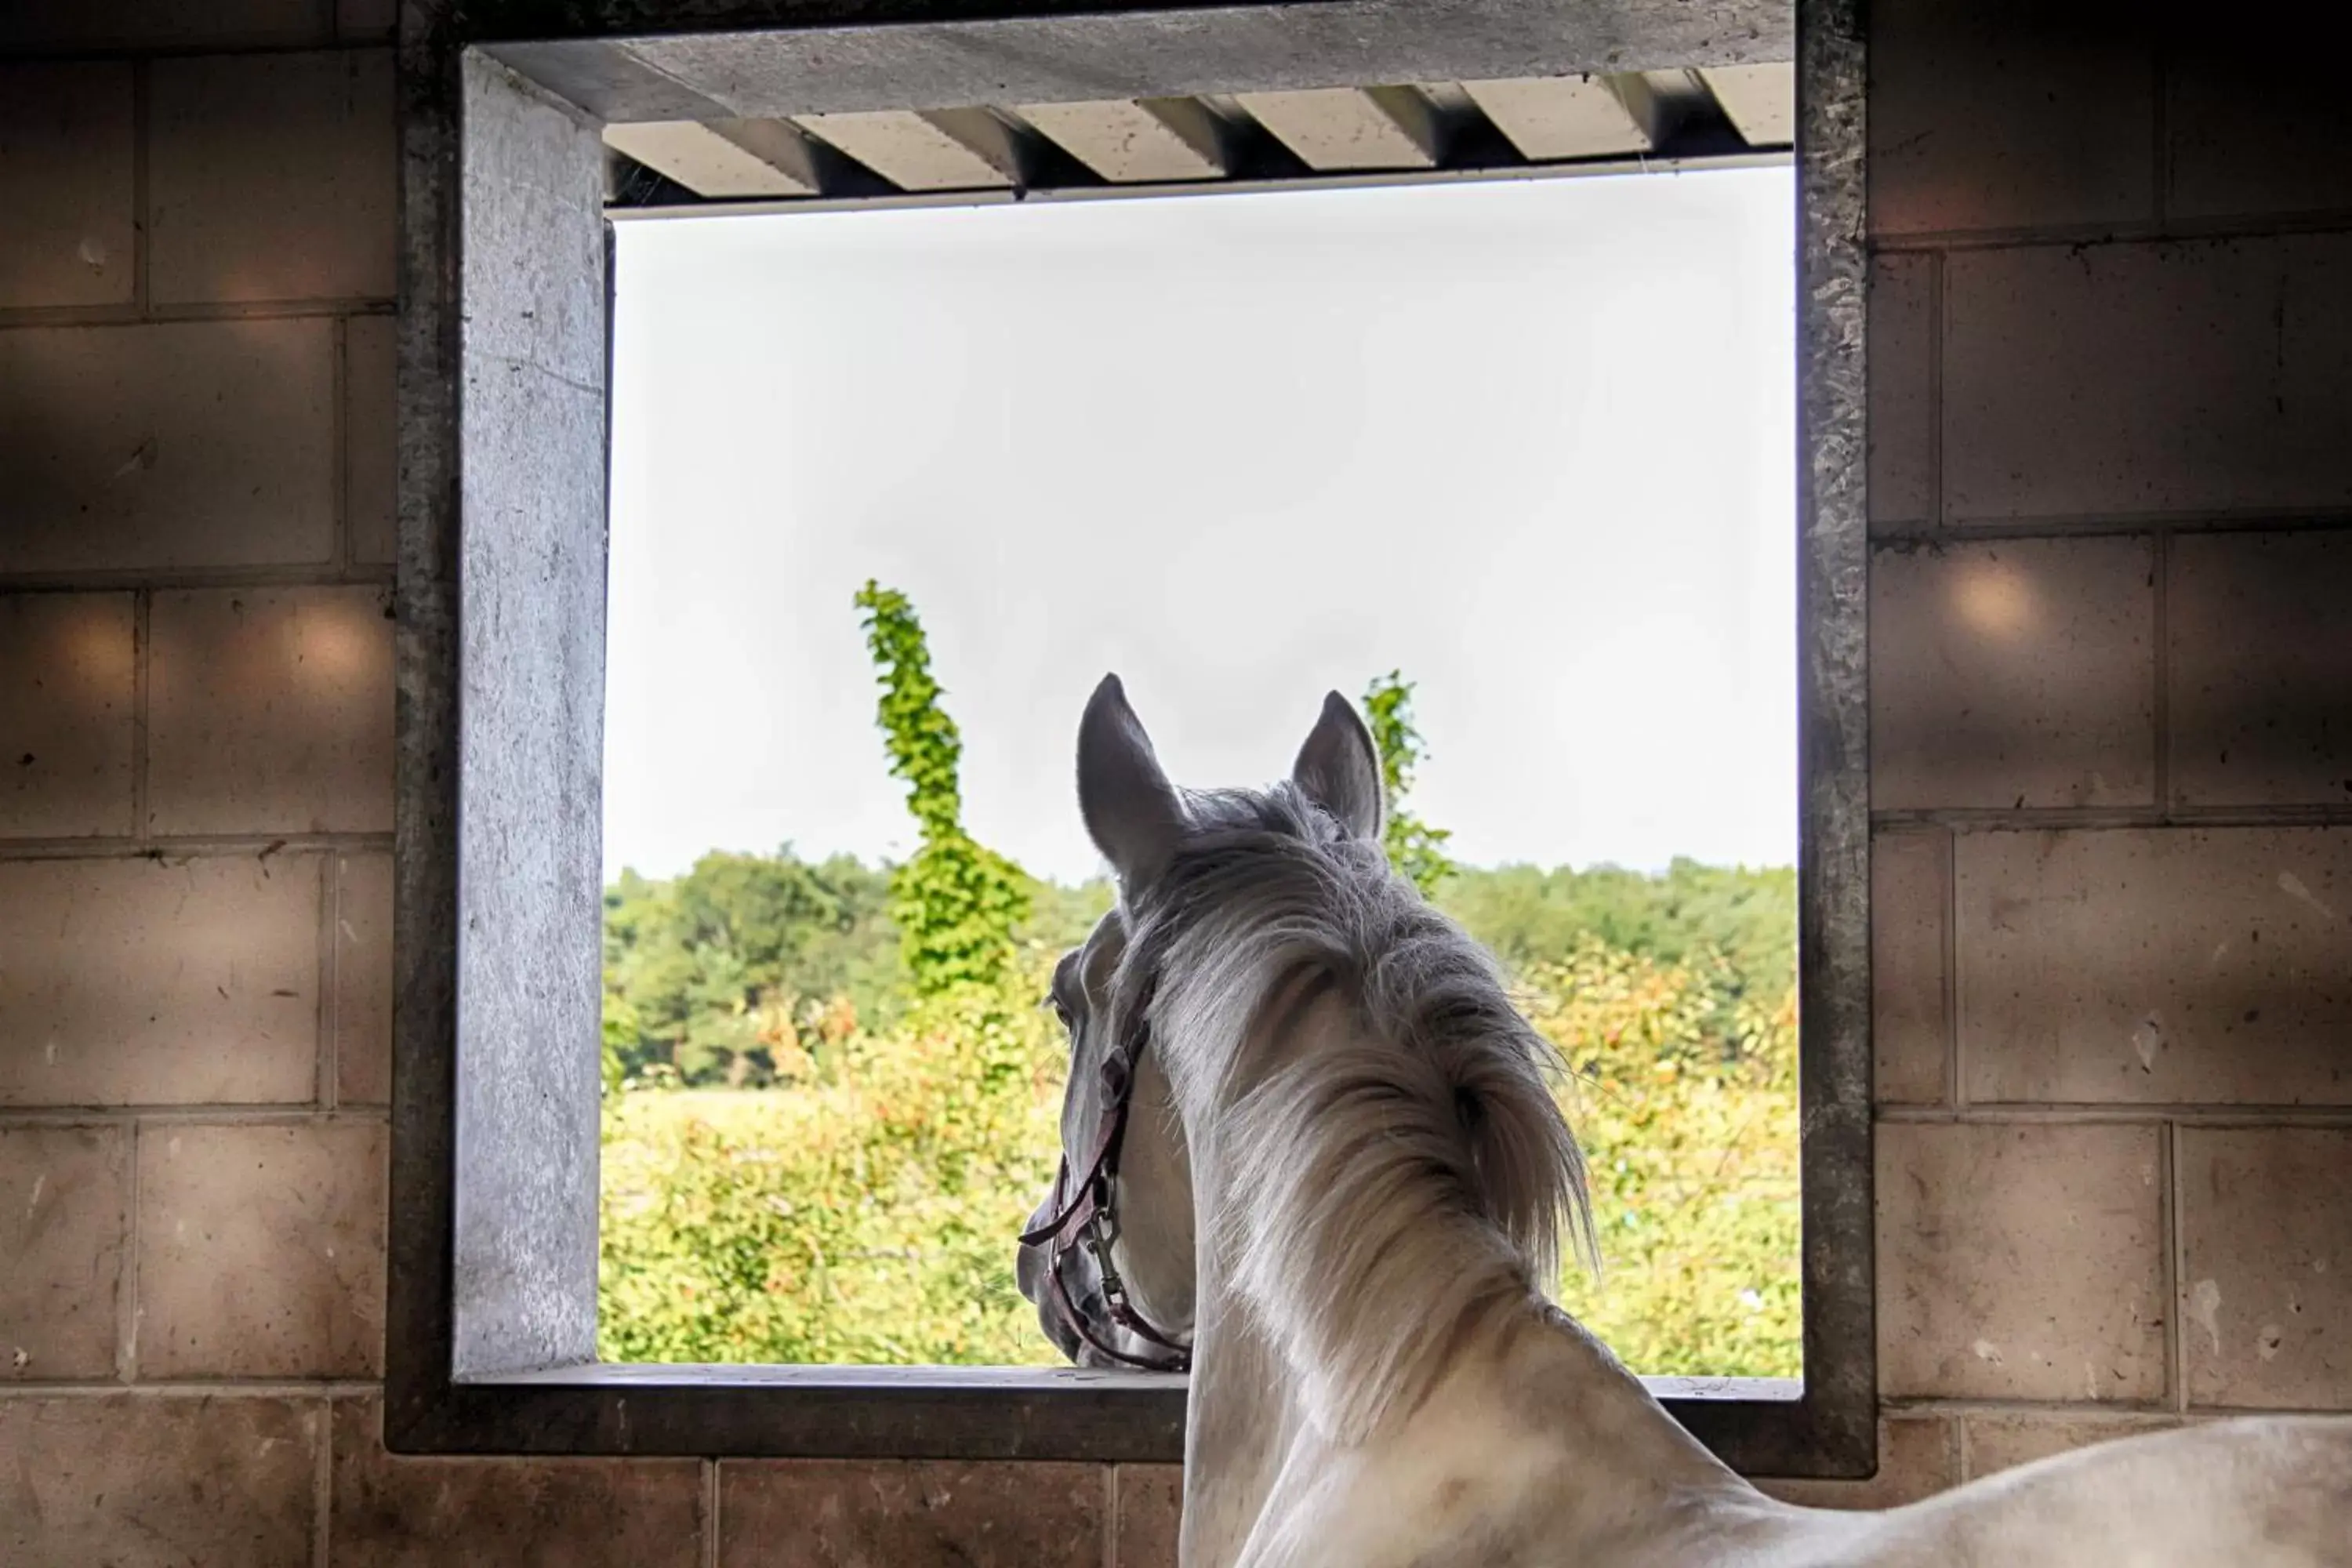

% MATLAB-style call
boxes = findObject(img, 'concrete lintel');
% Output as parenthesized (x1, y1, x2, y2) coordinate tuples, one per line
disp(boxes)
(1016, 97, 1227, 183)
(1700, 62, 1795, 147)
(796, 107, 1021, 189)
(480, 0, 1789, 125)
(601, 117, 822, 195)
(1461, 74, 1653, 160)
(1234, 85, 1439, 171)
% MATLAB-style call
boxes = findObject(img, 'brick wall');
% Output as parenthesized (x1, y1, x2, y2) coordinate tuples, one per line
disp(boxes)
(2, 2, 2347, 1562)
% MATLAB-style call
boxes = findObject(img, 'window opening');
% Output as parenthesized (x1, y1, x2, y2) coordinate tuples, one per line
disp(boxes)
(596, 164, 1801, 1381)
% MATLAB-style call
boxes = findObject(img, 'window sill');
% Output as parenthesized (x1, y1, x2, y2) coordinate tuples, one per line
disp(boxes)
(389, 1365, 1822, 1468)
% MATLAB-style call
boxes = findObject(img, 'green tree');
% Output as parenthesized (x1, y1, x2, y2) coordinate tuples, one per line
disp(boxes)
(1018, 873, 1116, 955)
(855, 581, 1030, 996)
(1436, 858, 1796, 1063)
(600, 991, 637, 1097)
(601, 849, 903, 1088)
(1436, 859, 1796, 990)
(1360, 670, 1457, 898)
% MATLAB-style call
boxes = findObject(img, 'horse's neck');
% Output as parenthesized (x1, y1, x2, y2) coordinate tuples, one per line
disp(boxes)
(1178, 1172, 1751, 1568)
(1181, 1287, 1757, 1568)
(1179, 1292, 1304, 1567)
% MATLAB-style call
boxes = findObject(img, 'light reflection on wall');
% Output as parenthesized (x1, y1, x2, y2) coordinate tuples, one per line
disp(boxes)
(52, 595, 136, 693)
(293, 595, 385, 688)
(1948, 555, 2034, 642)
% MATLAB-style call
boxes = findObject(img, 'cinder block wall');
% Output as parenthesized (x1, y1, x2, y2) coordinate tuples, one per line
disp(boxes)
(1, 3, 2345, 1562)
(1810, 0, 2352, 1508)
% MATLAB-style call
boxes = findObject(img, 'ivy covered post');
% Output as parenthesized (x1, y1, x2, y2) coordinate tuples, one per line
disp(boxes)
(1360, 670, 1457, 898)
(855, 581, 1030, 996)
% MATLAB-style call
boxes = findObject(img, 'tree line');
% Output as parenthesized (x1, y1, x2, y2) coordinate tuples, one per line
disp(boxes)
(601, 601, 1794, 1092)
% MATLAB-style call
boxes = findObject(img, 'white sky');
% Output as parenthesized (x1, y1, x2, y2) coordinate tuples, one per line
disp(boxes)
(604, 165, 1796, 888)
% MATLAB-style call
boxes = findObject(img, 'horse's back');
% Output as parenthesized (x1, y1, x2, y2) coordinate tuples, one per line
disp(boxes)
(1828, 1416, 2352, 1568)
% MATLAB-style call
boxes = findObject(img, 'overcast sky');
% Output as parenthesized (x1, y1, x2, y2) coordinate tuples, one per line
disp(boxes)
(604, 165, 1795, 888)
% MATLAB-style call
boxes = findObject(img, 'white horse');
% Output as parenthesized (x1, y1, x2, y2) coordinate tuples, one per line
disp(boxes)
(1015, 674, 2352, 1568)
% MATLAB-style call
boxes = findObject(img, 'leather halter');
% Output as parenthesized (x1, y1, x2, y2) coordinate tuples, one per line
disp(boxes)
(1018, 982, 1192, 1374)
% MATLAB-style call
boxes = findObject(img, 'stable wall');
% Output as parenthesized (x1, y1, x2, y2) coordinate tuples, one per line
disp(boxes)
(2, 2, 2349, 1559)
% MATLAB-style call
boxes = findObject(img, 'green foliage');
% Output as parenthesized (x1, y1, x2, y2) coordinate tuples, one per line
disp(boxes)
(600, 991, 635, 1098)
(855, 580, 1030, 996)
(601, 848, 1109, 1093)
(1530, 942, 1799, 1377)
(600, 957, 1071, 1365)
(599, 861, 1800, 1376)
(1359, 670, 1457, 898)
(1018, 873, 1116, 955)
(597, 843, 1788, 1085)
(1439, 858, 1797, 1015)
(601, 850, 900, 1088)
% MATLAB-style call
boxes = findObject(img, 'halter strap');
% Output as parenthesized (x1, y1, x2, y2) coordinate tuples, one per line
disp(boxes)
(1047, 1230, 1185, 1371)
(1016, 1105, 1120, 1252)
(1022, 979, 1190, 1374)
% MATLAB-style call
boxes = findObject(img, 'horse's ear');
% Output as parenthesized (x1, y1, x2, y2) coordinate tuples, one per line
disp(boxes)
(1291, 691, 1383, 841)
(1076, 673, 1186, 891)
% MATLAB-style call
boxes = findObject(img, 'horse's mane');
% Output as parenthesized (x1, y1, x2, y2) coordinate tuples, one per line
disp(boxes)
(1112, 782, 1595, 1445)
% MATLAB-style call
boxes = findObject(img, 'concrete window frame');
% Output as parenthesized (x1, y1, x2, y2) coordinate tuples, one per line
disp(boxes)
(387, 0, 1873, 1475)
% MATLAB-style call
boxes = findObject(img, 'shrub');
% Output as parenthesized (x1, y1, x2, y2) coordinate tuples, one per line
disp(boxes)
(600, 936, 1798, 1377)
(600, 957, 1069, 1365)
(1528, 940, 1801, 1377)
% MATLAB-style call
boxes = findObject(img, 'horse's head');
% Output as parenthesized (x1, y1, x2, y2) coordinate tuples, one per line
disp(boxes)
(1014, 673, 1386, 1370)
